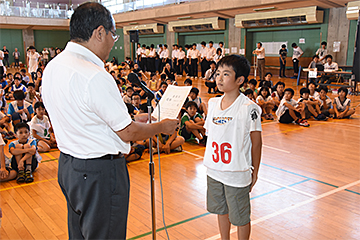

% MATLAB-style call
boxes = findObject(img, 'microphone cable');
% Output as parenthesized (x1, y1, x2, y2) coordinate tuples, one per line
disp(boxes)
(155, 101, 171, 240)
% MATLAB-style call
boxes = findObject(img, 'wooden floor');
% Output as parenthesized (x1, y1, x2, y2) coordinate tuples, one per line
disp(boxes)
(1, 75, 360, 240)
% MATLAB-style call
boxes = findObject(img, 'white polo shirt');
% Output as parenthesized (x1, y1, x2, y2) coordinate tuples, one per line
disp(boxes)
(189, 49, 200, 59)
(42, 42, 132, 158)
(200, 47, 208, 58)
(256, 47, 265, 59)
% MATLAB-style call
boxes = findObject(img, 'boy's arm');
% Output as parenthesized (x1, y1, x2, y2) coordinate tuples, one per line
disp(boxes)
(250, 131, 262, 192)
(283, 102, 297, 111)
(184, 120, 204, 130)
(0, 145, 8, 179)
(32, 129, 51, 145)
(338, 106, 349, 118)
(333, 103, 340, 116)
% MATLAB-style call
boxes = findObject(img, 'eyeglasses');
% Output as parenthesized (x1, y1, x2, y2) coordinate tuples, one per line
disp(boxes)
(109, 29, 119, 42)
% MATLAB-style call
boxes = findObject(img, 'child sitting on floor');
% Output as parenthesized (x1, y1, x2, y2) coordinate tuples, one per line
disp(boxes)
(316, 86, 333, 117)
(248, 79, 258, 99)
(276, 88, 309, 127)
(256, 86, 275, 120)
(271, 81, 285, 111)
(0, 134, 17, 182)
(29, 102, 57, 152)
(244, 89, 255, 102)
(187, 87, 208, 116)
(8, 90, 34, 126)
(298, 87, 327, 121)
(9, 122, 40, 183)
(179, 101, 206, 145)
(331, 87, 355, 119)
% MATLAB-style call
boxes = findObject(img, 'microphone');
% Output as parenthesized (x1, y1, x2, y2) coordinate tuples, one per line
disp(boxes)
(128, 72, 155, 99)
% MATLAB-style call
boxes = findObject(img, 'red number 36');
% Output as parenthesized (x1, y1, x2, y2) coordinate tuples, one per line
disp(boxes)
(212, 141, 232, 164)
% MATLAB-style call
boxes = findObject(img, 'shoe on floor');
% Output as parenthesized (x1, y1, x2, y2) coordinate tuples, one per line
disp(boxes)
(299, 119, 310, 127)
(16, 170, 26, 183)
(25, 170, 34, 183)
(172, 145, 183, 152)
(290, 76, 297, 79)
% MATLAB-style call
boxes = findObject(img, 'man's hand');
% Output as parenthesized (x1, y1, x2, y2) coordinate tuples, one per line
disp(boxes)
(162, 143, 171, 154)
(250, 173, 258, 192)
(134, 113, 157, 123)
(160, 119, 179, 135)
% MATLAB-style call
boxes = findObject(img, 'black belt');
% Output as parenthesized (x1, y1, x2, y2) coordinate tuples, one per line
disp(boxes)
(62, 152, 124, 160)
(258, 58, 265, 60)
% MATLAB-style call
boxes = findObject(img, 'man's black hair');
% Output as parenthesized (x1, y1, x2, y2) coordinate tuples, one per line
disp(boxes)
(28, 46, 36, 50)
(184, 101, 198, 110)
(300, 87, 310, 95)
(201, 41, 206, 46)
(219, 41, 224, 45)
(321, 41, 327, 46)
(190, 87, 199, 96)
(281, 44, 286, 48)
(70, 2, 113, 42)
(14, 122, 30, 133)
(184, 78, 192, 85)
(192, 43, 196, 47)
(34, 101, 45, 110)
(164, 44, 168, 48)
(150, 44, 154, 48)
(14, 90, 25, 100)
(284, 88, 295, 96)
(159, 44, 162, 47)
(257, 42, 262, 47)
(291, 43, 297, 48)
(216, 55, 250, 81)
(142, 44, 146, 48)
(209, 41, 214, 44)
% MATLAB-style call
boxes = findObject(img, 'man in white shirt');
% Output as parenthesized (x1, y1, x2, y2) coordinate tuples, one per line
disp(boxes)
(161, 44, 170, 72)
(136, 43, 142, 65)
(320, 55, 339, 84)
(177, 45, 185, 76)
(148, 44, 156, 74)
(41, 48, 49, 66)
(189, 43, 199, 78)
(291, 43, 303, 79)
(12, 48, 20, 68)
(42, 3, 178, 239)
(172, 44, 179, 74)
(157, 44, 163, 72)
(252, 42, 265, 80)
(0, 50, 4, 78)
(200, 41, 208, 78)
(219, 41, 225, 57)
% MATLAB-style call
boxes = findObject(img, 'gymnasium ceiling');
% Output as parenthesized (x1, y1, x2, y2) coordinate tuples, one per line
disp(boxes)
(0, 0, 353, 30)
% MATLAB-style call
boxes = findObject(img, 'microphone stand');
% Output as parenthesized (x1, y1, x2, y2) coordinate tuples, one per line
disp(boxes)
(146, 91, 156, 240)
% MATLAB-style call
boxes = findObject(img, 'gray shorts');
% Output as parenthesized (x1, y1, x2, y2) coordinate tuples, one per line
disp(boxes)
(207, 176, 251, 226)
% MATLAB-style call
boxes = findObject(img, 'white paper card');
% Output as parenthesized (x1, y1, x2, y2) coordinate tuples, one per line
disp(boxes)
(239, 49, 245, 55)
(152, 85, 192, 121)
(225, 48, 230, 54)
(231, 47, 237, 53)
(308, 71, 317, 78)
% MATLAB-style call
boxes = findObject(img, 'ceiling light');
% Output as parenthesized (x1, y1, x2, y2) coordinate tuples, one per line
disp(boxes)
(253, 6, 276, 11)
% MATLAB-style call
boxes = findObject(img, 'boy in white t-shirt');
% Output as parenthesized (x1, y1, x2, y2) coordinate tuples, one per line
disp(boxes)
(203, 55, 262, 239)
(0, 134, 17, 182)
(291, 43, 303, 79)
(29, 102, 57, 152)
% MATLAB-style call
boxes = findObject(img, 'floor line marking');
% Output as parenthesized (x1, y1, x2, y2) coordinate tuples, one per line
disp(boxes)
(205, 180, 360, 240)
(262, 145, 290, 153)
(259, 178, 315, 197)
(327, 122, 360, 128)
(183, 150, 204, 158)
(0, 177, 58, 191)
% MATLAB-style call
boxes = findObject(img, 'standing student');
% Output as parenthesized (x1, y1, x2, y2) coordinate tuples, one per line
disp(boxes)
(140, 44, 147, 72)
(2, 46, 9, 68)
(42, 3, 178, 239)
(172, 44, 179, 73)
(177, 46, 185, 76)
(136, 43, 142, 65)
(200, 41, 208, 78)
(161, 44, 169, 71)
(204, 55, 262, 240)
(27, 46, 40, 81)
(219, 41, 225, 57)
(0, 49, 4, 78)
(291, 43, 303, 79)
(252, 42, 265, 80)
(13, 48, 21, 68)
(279, 44, 287, 78)
(189, 43, 200, 78)
(148, 44, 156, 74)
(157, 44, 163, 72)
(316, 41, 327, 62)
(206, 41, 216, 72)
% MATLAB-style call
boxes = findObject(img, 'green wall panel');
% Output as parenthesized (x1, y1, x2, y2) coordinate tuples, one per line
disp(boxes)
(347, 20, 357, 66)
(246, 27, 321, 60)
(34, 30, 70, 52)
(108, 29, 124, 62)
(178, 30, 225, 47)
(138, 34, 166, 47)
(0, 28, 25, 63)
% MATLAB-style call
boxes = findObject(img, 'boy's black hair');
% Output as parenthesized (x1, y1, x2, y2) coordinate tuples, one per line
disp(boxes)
(14, 76, 21, 81)
(219, 41, 224, 45)
(284, 88, 295, 96)
(281, 44, 286, 48)
(184, 78, 192, 85)
(259, 86, 270, 98)
(14, 122, 30, 133)
(319, 85, 328, 93)
(142, 44, 146, 48)
(190, 87, 199, 96)
(209, 41, 214, 44)
(160, 74, 166, 80)
(216, 55, 250, 82)
(7, 73, 13, 77)
(150, 72, 156, 78)
(160, 81, 168, 87)
(326, 54, 333, 60)
(249, 79, 257, 86)
(184, 101, 198, 110)
(244, 88, 254, 96)
(265, 72, 272, 77)
(150, 44, 154, 48)
(115, 79, 121, 85)
(110, 70, 115, 74)
(13, 90, 25, 100)
(27, 83, 35, 88)
(263, 81, 272, 88)
(321, 41, 327, 46)
(126, 87, 134, 92)
(119, 78, 126, 84)
(131, 92, 140, 99)
(312, 55, 320, 60)
(308, 82, 317, 87)
(209, 61, 216, 66)
(179, 45, 183, 49)
(164, 44, 168, 48)
(300, 87, 310, 95)
(338, 86, 348, 96)
(158, 44, 162, 47)
(20, 69, 26, 73)
(275, 81, 285, 88)
(291, 43, 297, 48)
(34, 101, 45, 110)
(146, 46, 150, 49)
(192, 43, 197, 47)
